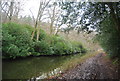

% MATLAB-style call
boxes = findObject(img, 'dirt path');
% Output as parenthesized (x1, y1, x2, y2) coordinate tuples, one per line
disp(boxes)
(56, 53, 119, 79)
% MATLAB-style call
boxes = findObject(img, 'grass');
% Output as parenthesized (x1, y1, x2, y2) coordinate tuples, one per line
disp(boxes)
(102, 52, 119, 66)
(112, 58, 119, 65)
(61, 51, 98, 71)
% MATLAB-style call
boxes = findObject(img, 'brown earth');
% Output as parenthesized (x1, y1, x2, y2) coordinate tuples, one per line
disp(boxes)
(54, 53, 119, 80)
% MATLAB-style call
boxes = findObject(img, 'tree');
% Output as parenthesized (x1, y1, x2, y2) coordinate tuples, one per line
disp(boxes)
(47, 2, 56, 35)
(59, 2, 120, 33)
(1, 0, 23, 22)
(45, 2, 62, 35)
(59, 1, 120, 58)
(31, 0, 51, 41)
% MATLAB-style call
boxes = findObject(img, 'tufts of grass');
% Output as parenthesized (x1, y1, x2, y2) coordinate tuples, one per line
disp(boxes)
(48, 51, 101, 78)
(60, 51, 99, 72)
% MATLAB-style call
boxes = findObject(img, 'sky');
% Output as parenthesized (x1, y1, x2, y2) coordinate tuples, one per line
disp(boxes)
(20, 0, 40, 18)
(20, 0, 60, 22)
(19, 0, 86, 17)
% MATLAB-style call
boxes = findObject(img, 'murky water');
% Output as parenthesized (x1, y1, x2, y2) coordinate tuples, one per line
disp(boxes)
(2, 54, 82, 79)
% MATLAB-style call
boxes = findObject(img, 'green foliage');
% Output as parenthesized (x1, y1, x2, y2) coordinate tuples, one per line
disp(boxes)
(2, 22, 86, 59)
(60, 2, 120, 33)
(96, 16, 120, 58)
(33, 29, 46, 41)
(60, 2, 120, 59)
(2, 23, 33, 59)
(70, 41, 87, 54)
(33, 40, 50, 55)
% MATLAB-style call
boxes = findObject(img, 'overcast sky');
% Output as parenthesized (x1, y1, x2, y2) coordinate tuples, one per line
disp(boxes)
(20, 0, 40, 18)
(19, 0, 85, 17)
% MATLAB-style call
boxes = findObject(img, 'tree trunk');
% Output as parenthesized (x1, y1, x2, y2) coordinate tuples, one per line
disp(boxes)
(37, 25, 40, 41)
(31, 0, 50, 40)
(9, 1, 14, 21)
(54, 28, 59, 35)
(31, 21, 38, 40)
(50, 22, 53, 35)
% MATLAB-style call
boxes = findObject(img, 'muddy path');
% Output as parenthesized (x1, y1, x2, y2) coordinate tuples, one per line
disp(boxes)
(55, 53, 119, 80)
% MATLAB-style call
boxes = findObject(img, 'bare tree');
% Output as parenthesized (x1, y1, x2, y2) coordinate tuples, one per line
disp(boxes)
(47, 2, 62, 35)
(1, 0, 23, 22)
(1, 2, 10, 22)
(54, 24, 62, 35)
(31, 0, 51, 41)
(9, 1, 14, 21)
(48, 3, 56, 35)
(13, 2, 21, 20)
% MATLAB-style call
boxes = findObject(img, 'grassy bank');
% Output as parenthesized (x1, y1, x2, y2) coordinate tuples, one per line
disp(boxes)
(47, 51, 101, 79)
(2, 22, 87, 59)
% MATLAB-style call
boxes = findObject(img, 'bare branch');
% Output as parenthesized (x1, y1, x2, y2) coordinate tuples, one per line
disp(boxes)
(29, 9, 35, 23)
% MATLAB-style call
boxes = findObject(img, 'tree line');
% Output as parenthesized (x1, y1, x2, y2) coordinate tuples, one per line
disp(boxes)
(1, 0, 120, 59)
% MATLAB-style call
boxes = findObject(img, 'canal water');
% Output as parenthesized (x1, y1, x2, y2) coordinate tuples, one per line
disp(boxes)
(2, 54, 83, 79)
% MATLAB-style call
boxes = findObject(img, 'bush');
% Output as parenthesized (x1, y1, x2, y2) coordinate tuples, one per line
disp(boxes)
(33, 40, 51, 55)
(2, 23, 33, 59)
(2, 22, 87, 59)
(52, 42, 66, 55)
(33, 29, 46, 41)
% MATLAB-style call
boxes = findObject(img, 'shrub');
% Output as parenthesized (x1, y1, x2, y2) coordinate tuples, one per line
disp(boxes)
(33, 40, 50, 55)
(2, 22, 87, 59)
(52, 42, 66, 55)
(2, 23, 33, 59)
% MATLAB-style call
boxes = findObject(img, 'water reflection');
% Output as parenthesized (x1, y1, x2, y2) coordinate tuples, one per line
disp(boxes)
(3, 55, 70, 79)
(2, 54, 82, 79)
(35, 68, 61, 79)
